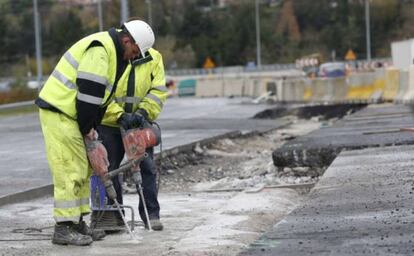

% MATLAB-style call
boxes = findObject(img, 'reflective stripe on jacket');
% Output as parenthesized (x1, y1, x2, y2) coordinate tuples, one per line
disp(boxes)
(39, 31, 118, 119)
(102, 48, 167, 126)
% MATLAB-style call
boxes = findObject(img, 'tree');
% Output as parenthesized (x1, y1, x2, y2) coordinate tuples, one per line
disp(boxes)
(43, 6, 84, 57)
(370, 0, 402, 57)
(277, 0, 301, 42)
(215, 2, 257, 66)
(176, 2, 217, 67)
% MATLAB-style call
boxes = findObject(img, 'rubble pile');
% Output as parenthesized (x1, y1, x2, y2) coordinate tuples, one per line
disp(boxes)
(158, 118, 325, 192)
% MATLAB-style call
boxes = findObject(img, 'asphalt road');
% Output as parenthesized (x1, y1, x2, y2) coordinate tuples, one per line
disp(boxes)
(0, 97, 287, 201)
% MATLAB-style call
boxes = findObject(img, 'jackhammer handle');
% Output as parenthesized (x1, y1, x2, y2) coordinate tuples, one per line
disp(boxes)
(105, 153, 147, 179)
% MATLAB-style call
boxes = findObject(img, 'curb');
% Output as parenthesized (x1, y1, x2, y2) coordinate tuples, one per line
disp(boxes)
(0, 122, 292, 207)
(0, 185, 53, 207)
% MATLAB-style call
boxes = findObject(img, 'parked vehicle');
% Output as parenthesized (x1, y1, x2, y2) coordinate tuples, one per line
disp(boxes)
(318, 62, 346, 78)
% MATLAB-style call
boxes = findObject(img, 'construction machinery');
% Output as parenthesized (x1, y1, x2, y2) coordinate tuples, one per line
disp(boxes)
(89, 122, 161, 235)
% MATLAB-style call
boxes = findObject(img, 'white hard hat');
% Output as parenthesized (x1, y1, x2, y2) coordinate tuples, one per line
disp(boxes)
(123, 20, 155, 57)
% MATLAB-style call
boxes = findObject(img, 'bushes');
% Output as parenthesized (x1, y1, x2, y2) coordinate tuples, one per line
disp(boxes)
(0, 88, 37, 105)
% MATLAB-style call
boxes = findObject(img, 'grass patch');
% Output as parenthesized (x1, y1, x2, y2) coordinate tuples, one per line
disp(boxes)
(0, 88, 37, 105)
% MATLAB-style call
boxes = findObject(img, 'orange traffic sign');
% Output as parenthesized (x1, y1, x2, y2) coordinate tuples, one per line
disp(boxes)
(203, 57, 215, 69)
(345, 49, 356, 61)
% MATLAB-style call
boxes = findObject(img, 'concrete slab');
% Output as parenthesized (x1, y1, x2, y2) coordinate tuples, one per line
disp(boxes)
(0, 186, 301, 255)
(241, 145, 414, 255)
(273, 104, 414, 167)
(0, 97, 287, 204)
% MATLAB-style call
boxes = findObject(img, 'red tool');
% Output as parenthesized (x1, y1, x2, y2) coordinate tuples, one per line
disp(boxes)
(89, 123, 161, 235)
(120, 123, 161, 231)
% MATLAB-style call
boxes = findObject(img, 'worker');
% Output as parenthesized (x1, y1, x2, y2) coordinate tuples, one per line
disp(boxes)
(35, 20, 155, 245)
(91, 20, 167, 231)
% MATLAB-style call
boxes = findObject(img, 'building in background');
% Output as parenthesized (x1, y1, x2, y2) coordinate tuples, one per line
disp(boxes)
(391, 39, 414, 70)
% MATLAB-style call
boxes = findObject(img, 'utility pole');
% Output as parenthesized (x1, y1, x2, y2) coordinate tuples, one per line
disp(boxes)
(120, 0, 129, 24)
(145, 0, 153, 26)
(365, 0, 371, 62)
(33, 0, 42, 89)
(97, 0, 103, 31)
(255, 0, 262, 69)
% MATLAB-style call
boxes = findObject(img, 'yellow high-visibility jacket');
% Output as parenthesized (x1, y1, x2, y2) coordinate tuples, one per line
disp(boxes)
(102, 48, 167, 126)
(38, 30, 119, 119)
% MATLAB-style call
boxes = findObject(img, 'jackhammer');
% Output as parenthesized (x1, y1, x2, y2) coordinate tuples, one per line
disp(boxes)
(88, 122, 161, 235)
(120, 122, 161, 231)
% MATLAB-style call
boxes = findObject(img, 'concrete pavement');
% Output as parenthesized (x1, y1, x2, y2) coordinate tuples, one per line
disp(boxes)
(0, 186, 301, 255)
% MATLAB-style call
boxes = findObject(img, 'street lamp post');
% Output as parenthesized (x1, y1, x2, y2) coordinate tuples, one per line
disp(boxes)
(365, 0, 371, 62)
(33, 0, 42, 89)
(97, 0, 103, 31)
(145, 0, 153, 26)
(120, 0, 129, 24)
(255, 0, 262, 69)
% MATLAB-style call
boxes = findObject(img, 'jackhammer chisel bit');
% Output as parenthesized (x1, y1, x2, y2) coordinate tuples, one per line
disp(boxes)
(132, 172, 152, 231)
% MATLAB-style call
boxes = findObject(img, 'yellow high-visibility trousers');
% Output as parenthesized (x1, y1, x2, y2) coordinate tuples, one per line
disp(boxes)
(39, 109, 91, 223)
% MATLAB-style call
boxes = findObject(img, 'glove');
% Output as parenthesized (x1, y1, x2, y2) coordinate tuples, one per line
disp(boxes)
(117, 113, 145, 130)
(84, 134, 109, 177)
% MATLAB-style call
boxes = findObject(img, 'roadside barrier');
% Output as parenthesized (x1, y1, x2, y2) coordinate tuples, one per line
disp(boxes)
(395, 70, 408, 102)
(170, 66, 414, 104)
(402, 66, 414, 102)
(4, 66, 411, 112)
(383, 67, 400, 101)
(346, 71, 385, 102)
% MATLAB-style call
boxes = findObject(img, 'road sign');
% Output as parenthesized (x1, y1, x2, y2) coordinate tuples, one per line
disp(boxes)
(345, 49, 357, 61)
(203, 57, 215, 69)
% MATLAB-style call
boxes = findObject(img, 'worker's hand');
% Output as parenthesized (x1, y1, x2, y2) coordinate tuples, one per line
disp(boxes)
(84, 137, 109, 177)
(85, 128, 98, 141)
(117, 113, 145, 130)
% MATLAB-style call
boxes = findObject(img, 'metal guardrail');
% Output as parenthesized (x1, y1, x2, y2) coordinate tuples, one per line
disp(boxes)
(165, 58, 392, 77)
(166, 63, 297, 77)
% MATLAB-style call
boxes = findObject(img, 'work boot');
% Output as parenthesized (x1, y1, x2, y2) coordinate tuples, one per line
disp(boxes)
(75, 220, 106, 241)
(52, 223, 93, 246)
(145, 219, 163, 231)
